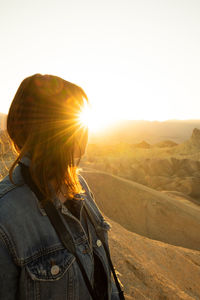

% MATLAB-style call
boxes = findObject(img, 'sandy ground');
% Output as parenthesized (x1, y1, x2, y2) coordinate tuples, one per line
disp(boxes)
(108, 218, 200, 300)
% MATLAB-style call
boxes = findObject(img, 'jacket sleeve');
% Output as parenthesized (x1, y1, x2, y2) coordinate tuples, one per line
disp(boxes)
(0, 239, 19, 300)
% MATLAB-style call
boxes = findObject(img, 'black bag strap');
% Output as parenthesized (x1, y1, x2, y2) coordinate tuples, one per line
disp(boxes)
(43, 201, 98, 300)
(19, 162, 98, 300)
(83, 203, 125, 300)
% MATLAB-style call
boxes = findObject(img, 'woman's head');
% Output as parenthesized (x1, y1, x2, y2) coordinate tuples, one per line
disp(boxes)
(7, 74, 88, 199)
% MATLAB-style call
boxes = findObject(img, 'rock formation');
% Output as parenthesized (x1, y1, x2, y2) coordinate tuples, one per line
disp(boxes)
(129, 157, 200, 199)
(190, 128, 200, 144)
(133, 141, 151, 149)
(153, 140, 178, 148)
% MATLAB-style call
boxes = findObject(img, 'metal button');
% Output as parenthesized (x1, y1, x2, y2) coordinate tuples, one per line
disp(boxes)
(61, 206, 68, 215)
(51, 265, 60, 275)
(96, 239, 102, 247)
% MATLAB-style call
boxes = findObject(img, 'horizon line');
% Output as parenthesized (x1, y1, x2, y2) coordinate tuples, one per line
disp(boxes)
(0, 111, 200, 123)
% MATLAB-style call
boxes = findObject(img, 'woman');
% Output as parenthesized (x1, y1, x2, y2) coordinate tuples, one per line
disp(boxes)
(0, 74, 124, 300)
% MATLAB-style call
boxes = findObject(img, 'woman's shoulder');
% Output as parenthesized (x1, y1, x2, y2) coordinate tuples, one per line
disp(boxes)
(0, 165, 27, 206)
(0, 166, 41, 227)
(0, 174, 18, 199)
(0, 162, 26, 196)
(78, 173, 111, 231)
(78, 173, 94, 198)
(0, 167, 62, 264)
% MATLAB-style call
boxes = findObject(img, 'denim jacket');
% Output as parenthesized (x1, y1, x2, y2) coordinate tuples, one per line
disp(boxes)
(0, 158, 120, 300)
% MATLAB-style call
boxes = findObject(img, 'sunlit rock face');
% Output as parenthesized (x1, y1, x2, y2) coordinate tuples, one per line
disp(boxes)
(126, 157, 200, 199)
(191, 128, 200, 144)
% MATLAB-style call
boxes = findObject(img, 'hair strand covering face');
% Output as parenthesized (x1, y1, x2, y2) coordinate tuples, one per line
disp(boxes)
(7, 74, 89, 201)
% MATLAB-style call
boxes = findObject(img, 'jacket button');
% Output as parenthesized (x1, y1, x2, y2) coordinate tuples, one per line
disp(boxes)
(51, 265, 60, 275)
(96, 239, 102, 247)
(61, 206, 68, 215)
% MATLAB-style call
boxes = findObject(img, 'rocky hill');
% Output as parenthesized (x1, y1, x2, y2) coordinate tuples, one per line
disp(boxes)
(133, 140, 151, 149)
(82, 170, 200, 251)
(191, 128, 200, 144)
(129, 157, 200, 199)
(170, 127, 200, 157)
(83, 128, 200, 203)
(109, 218, 200, 299)
(153, 139, 178, 148)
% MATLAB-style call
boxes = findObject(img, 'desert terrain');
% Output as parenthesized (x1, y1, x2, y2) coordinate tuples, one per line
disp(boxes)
(109, 218, 200, 299)
(1, 120, 200, 299)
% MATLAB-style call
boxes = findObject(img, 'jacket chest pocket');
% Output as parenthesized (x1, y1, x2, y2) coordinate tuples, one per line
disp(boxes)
(23, 249, 77, 300)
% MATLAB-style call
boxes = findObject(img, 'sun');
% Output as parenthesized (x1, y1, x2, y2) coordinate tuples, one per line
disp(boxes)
(78, 104, 112, 133)
(79, 105, 99, 132)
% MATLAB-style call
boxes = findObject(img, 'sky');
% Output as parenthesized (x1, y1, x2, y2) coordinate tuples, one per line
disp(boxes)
(0, 0, 200, 130)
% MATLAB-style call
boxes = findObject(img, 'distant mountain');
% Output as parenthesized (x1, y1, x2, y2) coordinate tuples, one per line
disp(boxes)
(153, 139, 178, 148)
(133, 140, 151, 148)
(89, 119, 200, 144)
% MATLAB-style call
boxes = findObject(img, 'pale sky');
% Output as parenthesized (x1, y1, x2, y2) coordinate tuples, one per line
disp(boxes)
(1, 0, 200, 129)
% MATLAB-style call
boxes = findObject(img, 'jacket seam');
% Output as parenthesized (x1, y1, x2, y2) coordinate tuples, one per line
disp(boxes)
(0, 227, 67, 266)
(23, 245, 66, 264)
(0, 225, 20, 266)
(0, 184, 19, 199)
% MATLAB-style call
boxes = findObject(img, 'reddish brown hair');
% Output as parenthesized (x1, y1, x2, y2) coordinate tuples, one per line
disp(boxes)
(7, 74, 88, 200)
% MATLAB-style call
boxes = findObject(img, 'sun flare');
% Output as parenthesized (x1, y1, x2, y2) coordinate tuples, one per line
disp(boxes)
(78, 104, 113, 133)
(79, 105, 99, 132)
